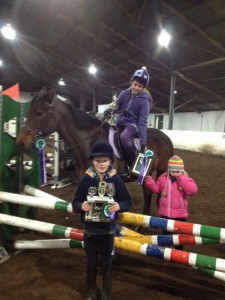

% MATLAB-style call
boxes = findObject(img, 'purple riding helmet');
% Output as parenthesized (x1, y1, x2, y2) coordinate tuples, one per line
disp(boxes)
(131, 66, 150, 87)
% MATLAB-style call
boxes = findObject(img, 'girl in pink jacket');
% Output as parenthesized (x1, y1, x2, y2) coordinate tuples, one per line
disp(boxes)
(144, 155, 197, 250)
(144, 155, 197, 221)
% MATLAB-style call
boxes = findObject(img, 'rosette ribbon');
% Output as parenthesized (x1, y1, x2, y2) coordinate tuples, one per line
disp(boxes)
(35, 138, 47, 185)
(138, 149, 154, 185)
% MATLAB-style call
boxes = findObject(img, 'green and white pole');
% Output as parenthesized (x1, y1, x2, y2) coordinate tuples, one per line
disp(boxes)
(0, 191, 73, 214)
(0, 213, 83, 240)
(14, 239, 83, 249)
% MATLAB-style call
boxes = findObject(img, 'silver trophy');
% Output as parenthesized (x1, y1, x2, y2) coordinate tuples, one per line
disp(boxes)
(98, 181, 107, 198)
(107, 183, 115, 198)
(88, 186, 97, 197)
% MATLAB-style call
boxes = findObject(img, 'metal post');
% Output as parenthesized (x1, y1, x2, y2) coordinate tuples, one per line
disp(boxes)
(0, 85, 10, 263)
(80, 93, 85, 111)
(168, 72, 176, 130)
(0, 85, 2, 166)
(92, 89, 96, 112)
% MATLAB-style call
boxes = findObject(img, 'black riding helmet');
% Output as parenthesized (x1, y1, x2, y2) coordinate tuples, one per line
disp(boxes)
(89, 141, 114, 163)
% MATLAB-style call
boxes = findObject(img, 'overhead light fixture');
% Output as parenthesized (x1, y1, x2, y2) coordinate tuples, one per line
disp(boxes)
(88, 64, 97, 75)
(1, 23, 16, 40)
(0, 59, 3, 67)
(58, 78, 66, 86)
(157, 29, 171, 48)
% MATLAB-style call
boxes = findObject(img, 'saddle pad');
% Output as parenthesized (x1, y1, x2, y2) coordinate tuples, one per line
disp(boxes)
(108, 127, 121, 159)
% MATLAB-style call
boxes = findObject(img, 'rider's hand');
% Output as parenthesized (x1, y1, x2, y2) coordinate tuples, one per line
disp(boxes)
(103, 109, 112, 120)
(141, 144, 146, 153)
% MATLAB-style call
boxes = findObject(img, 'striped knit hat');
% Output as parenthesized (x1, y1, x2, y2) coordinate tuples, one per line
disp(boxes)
(168, 155, 184, 172)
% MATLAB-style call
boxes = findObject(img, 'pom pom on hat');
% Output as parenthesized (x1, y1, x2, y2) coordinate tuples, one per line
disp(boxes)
(168, 155, 184, 172)
(142, 66, 147, 70)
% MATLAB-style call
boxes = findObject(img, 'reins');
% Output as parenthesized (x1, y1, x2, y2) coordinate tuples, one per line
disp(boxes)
(67, 118, 108, 151)
(22, 96, 109, 151)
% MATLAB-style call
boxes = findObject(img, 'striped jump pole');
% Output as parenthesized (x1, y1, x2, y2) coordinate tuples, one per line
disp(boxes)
(13, 227, 222, 249)
(116, 225, 225, 281)
(14, 239, 83, 249)
(116, 224, 222, 246)
(114, 237, 225, 273)
(118, 212, 225, 242)
(13, 235, 225, 282)
(0, 213, 83, 240)
(24, 185, 66, 201)
(0, 191, 73, 214)
(197, 267, 225, 282)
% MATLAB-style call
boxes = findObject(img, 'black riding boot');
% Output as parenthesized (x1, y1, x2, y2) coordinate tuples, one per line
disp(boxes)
(120, 147, 136, 179)
(86, 269, 97, 300)
(126, 146, 136, 168)
(101, 270, 112, 300)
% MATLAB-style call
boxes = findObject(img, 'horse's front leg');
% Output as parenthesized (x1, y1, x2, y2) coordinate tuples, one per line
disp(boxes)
(134, 185, 152, 232)
(142, 185, 153, 215)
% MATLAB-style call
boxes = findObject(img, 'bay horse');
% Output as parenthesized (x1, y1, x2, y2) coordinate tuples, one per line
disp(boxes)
(16, 88, 174, 215)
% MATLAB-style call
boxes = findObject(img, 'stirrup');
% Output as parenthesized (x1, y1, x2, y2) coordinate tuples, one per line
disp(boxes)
(120, 165, 131, 179)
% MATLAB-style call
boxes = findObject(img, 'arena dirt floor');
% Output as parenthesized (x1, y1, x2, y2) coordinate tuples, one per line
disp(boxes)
(1, 149, 225, 300)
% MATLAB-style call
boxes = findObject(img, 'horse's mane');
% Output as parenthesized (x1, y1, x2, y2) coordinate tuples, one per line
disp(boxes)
(57, 97, 103, 131)
(32, 88, 104, 131)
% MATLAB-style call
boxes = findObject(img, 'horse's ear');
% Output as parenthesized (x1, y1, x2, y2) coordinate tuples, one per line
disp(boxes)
(46, 89, 56, 104)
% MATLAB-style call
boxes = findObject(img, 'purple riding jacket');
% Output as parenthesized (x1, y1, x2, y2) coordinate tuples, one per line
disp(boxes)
(116, 88, 151, 145)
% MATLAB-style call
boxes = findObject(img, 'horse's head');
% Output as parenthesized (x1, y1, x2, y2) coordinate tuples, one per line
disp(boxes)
(16, 88, 58, 151)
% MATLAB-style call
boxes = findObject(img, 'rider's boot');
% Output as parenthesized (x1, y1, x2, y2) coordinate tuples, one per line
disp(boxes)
(120, 147, 136, 179)
(101, 269, 112, 300)
(85, 268, 97, 300)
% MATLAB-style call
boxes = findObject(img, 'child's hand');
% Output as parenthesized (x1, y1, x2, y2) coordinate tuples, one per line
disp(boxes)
(170, 171, 183, 178)
(109, 202, 120, 212)
(81, 201, 92, 211)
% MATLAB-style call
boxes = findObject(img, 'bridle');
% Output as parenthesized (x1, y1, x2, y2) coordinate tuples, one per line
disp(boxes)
(21, 96, 108, 149)
(22, 100, 55, 140)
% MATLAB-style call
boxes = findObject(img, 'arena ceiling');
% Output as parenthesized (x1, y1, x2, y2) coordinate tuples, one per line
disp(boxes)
(0, 0, 225, 113)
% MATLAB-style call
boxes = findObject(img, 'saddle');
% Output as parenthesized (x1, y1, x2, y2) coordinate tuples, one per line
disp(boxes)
(108, 127, 140, 161)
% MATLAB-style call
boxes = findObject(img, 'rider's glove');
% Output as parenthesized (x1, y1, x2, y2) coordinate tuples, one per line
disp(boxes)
(141, 144, 146, 153)
(103, 109, 112, 119)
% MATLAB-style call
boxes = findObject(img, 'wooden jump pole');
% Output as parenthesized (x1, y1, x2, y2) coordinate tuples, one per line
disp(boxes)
(0, 191, 72, 213)
(116, 224, 223, 246)
(0, 213, 83, 241)
(3, 212, 224, 275)
(118, 212, 225, 241)
(1, 191, 225, 243)
(14, 239, 83, 249)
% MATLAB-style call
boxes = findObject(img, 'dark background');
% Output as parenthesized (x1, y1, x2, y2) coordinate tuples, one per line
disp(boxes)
(0, 0, 225, 112)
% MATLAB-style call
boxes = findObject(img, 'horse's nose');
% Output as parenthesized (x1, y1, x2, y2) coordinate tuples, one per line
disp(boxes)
(16, 137, 25, 149)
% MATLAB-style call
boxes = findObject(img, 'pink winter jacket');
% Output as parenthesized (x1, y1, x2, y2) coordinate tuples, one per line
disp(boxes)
(144, 173, 198, 219)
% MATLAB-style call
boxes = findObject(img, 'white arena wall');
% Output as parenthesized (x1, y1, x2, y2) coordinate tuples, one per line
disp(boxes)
(150, 110, 225, 156)
(162, 130, 225, 156)
(149, 110, 225, 132)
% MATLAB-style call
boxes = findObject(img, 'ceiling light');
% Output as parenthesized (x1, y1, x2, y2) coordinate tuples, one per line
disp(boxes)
(157, 29, 171, 48)
(88, 64, 97, 75)
(58, 78, 66, 86)
(0, 59, 3, 67)
(1, 24, 16, 40)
